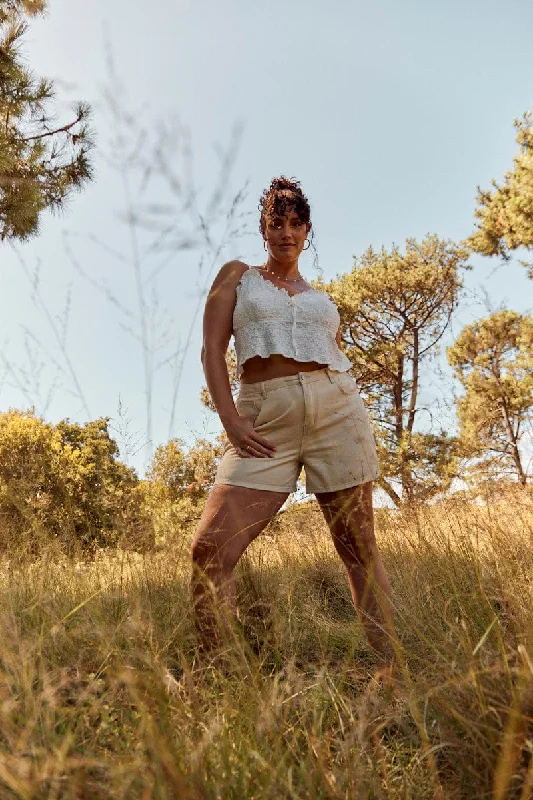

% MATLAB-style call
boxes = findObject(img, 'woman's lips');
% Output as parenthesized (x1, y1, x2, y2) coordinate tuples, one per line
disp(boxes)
(279, 244, 294, 248)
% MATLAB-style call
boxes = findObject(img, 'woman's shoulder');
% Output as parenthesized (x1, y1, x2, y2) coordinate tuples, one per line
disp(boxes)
(218, 260, 256, 284)
(218, 259, 250, 277)
(209, 260, 252, 295)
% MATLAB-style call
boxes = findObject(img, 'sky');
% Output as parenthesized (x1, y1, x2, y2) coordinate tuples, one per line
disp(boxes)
(1, 0, 532, 477)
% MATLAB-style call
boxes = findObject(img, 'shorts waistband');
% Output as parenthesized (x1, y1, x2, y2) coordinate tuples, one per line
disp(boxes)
(238, 367, 344, 398)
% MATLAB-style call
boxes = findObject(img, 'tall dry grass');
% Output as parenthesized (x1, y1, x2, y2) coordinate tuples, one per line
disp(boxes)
(0, 491, 532, 799)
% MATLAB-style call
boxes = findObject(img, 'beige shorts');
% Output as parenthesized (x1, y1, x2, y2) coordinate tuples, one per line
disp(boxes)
(214, 367, 381, 494)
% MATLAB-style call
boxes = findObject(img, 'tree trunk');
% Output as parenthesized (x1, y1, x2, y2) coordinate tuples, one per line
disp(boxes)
(379, 478, 402, 507)
(500, 398, 527, 486)
(407, 329, 419, 434)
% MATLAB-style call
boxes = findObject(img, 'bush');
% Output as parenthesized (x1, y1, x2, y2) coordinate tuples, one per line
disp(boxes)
(0, 409, 153, 556)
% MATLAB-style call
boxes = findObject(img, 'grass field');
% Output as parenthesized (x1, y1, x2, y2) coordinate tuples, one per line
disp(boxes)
(0, 491, 532, 799)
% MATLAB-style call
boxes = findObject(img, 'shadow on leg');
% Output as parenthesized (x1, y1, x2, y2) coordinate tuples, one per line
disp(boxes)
(315, 481, 396, 664)
(190, 484, 289, 653)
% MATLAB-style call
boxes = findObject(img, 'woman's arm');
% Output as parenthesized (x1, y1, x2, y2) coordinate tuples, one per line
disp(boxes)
(201, 260, 246, 426)
(201, 261, 276, 458)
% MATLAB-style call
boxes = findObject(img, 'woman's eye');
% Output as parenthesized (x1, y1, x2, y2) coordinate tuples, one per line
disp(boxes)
(270, 220, 303, 229)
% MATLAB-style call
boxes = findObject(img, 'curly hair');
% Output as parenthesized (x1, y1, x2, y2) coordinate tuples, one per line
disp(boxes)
(258, 175, 312, 238)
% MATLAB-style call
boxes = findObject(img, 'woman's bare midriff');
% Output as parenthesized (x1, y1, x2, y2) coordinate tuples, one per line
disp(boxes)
(239, 354, 329, 384)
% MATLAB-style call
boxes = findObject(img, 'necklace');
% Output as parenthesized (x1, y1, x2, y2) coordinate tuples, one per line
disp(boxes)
(259, 263, 305, 284)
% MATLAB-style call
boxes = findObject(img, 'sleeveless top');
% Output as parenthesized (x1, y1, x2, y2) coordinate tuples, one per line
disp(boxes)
(233, 267, 353, 377)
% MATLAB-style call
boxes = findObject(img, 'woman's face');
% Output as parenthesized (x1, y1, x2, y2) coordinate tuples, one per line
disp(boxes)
(264, 207, 310, 259)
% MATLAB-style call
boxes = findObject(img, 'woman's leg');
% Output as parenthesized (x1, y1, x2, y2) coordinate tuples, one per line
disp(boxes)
(191, 484, 290, 650)
(315, 481, 396, 664)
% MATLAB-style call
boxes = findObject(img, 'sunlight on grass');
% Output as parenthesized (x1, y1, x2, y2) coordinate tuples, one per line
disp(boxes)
(0, 491, 532, 798)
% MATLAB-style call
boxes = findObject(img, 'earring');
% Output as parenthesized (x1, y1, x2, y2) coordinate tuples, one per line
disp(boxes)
(263, 240, 268, 251)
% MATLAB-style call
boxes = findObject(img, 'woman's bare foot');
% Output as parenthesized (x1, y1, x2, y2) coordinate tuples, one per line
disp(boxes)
(371, 661, 408, 704)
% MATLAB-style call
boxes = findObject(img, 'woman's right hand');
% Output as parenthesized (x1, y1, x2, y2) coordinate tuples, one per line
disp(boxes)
(225, 414, 277, 458)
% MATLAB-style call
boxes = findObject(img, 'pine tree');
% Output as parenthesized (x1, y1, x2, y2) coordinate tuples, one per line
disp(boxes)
(0, 0, 94, 242)
(447, 310, 533, 487)
(320, 235, 471, 505)
(465, 109, 533, 278)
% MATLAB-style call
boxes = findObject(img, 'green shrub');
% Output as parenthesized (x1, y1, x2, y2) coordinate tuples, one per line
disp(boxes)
(0, 409, 153, 555)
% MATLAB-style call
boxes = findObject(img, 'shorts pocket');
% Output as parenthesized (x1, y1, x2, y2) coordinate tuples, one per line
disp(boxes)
(336, 374, 371, 424)
(336, 373, 360, 396)
(235, 392, 263, 426)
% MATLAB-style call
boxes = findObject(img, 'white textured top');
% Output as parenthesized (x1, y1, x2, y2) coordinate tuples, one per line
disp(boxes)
(233, 267, 353, 377)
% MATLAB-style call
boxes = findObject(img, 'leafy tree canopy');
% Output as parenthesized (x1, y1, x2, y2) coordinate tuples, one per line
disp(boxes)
(447, 310, 533, 487)
(147, 435, 225, 505)
(318, 235, 471, 505)
(0, 0, 94, 241)
(465, 110, 533, 278)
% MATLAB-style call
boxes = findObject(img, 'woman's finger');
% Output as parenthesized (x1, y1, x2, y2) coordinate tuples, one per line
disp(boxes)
(246, 438, 275, 457)
(236, 440, 269, 458)
(250, 433, 277, 454)
(236, 444, 255, 458)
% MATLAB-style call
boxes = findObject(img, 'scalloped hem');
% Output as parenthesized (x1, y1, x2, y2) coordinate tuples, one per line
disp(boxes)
(236, 353, 352, 378)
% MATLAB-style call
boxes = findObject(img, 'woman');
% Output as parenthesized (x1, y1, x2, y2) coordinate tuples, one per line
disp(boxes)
(192, 175, 396, 668)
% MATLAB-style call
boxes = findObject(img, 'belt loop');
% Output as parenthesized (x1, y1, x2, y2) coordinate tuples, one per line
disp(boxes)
(260, 381, 267, 399)
(326, 368, 335, 384)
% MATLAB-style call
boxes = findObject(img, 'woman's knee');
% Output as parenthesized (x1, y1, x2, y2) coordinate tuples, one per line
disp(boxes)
(191, 531, 221, 572)
(191, 534, 209, 569)
(191, 527, 238, 579)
